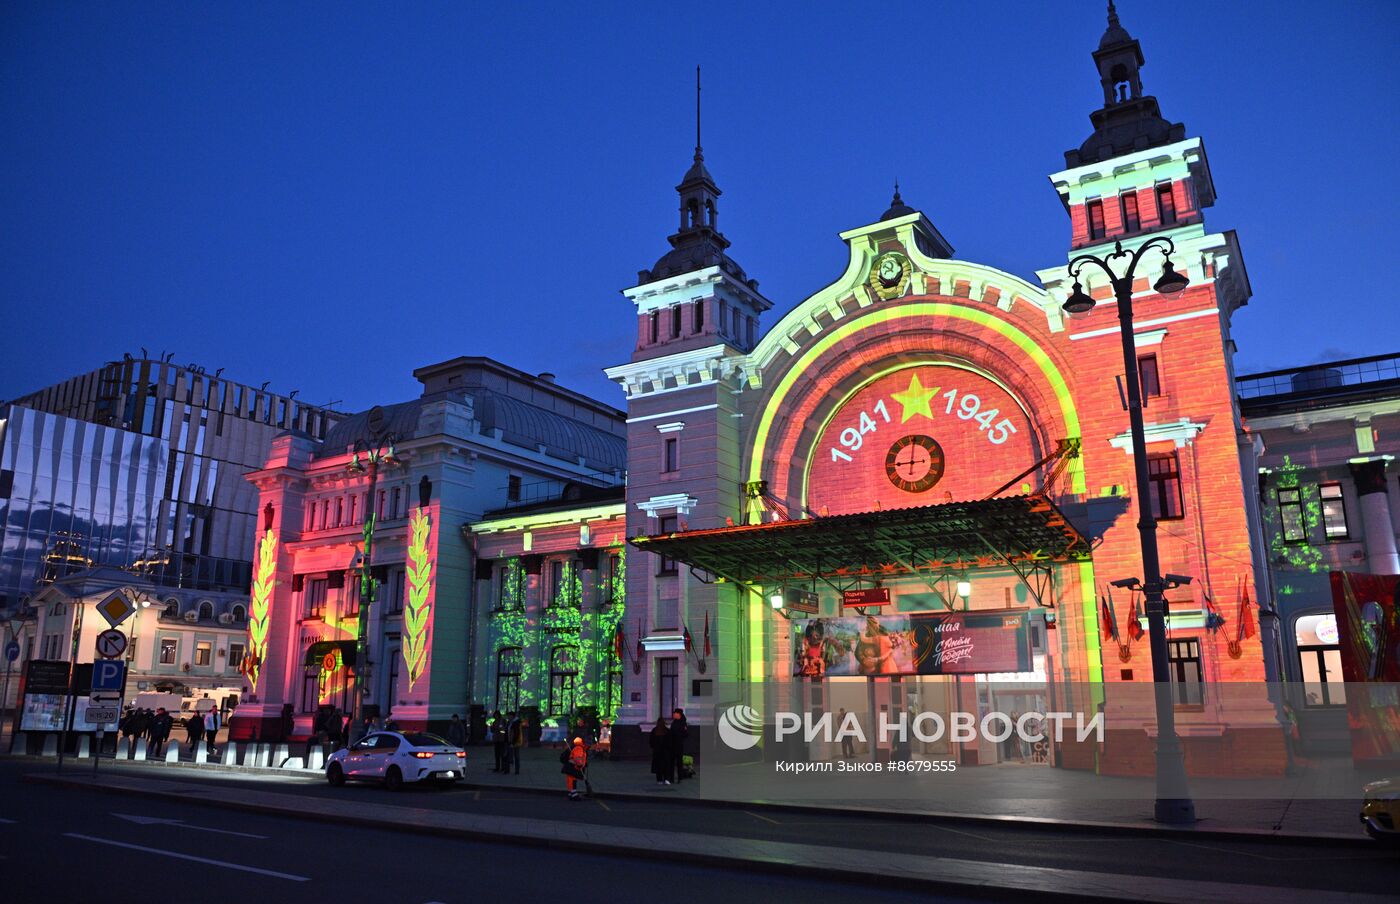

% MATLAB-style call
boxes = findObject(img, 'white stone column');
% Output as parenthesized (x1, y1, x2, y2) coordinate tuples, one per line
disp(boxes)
(1349, 459, 1400, 574)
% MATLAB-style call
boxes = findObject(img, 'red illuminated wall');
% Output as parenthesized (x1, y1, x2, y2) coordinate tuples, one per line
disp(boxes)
(806, 365, 1039, 515)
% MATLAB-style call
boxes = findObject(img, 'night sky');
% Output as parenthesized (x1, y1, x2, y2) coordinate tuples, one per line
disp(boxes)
(3, 1, 1397, 414)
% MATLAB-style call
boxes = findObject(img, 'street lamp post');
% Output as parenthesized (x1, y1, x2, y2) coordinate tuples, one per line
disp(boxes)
(1063, 236, 1196, 825)
(346, 418, 398, 744)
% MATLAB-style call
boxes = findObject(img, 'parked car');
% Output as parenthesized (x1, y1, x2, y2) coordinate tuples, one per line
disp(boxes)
(325, 731, 465, 791)
(1361, 778, 1400, 842)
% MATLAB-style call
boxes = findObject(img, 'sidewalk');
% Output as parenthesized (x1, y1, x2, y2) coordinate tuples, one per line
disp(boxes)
(23, 769, 1388, 904)
(17, 739, 1368, 843)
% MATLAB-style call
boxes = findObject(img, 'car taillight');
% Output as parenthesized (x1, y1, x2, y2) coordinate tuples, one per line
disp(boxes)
(413, 751, 434, 759)
(455, 751, 466, 758)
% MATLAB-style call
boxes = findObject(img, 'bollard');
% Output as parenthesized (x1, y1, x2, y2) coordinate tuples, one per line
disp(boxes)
(117, 737, 130, 760)
(134, 738, 148, 761)
(195, 745, 207, 765)
(76, 736, 91, 759)
(308, 747, 325, 771)
(280, 756, 305, 770)
(272, 743, 289, 767)
(41, 734, 58, 757)
(165, 744, 179, 764)
(223, 743, 238, 766)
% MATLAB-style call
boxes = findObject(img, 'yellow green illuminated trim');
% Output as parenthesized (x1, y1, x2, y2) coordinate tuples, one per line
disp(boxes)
(750, 303, 1082, 494)
(471, 503, 626, 535)
(403, 507, 433, 690)
(245, 529, 276, 691)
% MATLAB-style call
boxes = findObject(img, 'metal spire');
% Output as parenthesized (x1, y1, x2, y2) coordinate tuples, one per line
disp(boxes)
(695, 65, 703, 162)
(1107, 0, 1119, 27)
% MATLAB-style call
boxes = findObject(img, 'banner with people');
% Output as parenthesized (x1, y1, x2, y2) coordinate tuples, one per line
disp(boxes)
(793, 611, 1032, 677)
(1329, 571, 1400, 764)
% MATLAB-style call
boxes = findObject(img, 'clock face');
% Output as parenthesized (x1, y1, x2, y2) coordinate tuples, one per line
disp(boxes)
(885, 435, 945, 493)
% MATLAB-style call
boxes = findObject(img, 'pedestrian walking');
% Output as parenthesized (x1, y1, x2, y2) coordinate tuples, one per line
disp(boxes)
(184, 711, 204, 754)
(649, 718, 671, 785)
(203, 706, 221, 757)
(327, 708, 344, 749)
(149, 707, 172, 757)
(505, 712, 524, 775)
(667, 708, 689, 783)
(838, 708, 855, 759)
(489, 711, 506, 772)
(562, 736, 589, 800)
(447, 713, 467, 750)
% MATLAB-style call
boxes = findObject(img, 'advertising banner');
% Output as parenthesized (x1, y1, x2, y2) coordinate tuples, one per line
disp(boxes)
(1329, 571, 1400, 764)
(794, 611, 1032, 677)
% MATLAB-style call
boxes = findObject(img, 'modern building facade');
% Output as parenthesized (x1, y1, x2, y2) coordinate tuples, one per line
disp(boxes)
(606, 6, 1282, 774)
(233, 357, 626, 740)
(0, 357, 342, 712)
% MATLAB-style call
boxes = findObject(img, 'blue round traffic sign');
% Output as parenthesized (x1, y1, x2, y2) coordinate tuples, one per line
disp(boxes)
(4, 640, 18, 662)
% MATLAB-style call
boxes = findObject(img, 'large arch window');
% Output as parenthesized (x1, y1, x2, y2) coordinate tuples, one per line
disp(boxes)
(496, 647, 523, 714)
(549, 645, 578, 717)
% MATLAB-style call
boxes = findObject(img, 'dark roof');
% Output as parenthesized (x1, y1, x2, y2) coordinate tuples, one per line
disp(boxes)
(481, 484, 626, 521)
(879, 185, 916, 222)
(631, 495, 1088, 586)
(316, 400, 423, 459)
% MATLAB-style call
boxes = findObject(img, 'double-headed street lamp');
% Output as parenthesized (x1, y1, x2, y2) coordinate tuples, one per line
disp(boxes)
(1063, 236, 1196, 825)
(346, 409, 399, 743)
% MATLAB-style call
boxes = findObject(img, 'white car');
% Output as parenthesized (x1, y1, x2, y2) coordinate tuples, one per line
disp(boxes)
(325, 731, 466, 790)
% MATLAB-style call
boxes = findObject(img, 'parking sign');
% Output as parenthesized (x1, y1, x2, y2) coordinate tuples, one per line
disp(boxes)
(91, 659, 126, 693)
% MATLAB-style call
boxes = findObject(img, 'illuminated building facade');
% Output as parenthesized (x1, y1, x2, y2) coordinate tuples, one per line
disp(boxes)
(609, 7, 1284, 773)
(234, 357, 625, 740)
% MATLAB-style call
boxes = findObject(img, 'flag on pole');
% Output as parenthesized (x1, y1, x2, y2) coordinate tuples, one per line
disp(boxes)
(684, 625, 694, 652)
(1127, 594, 1145, 641)
(703, 610, 712, 657)
(1239, 582, 1257, 640)
(635, 618, 644, 662)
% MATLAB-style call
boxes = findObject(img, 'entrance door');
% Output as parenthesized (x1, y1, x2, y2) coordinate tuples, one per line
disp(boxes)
(657, 657, 678, 719)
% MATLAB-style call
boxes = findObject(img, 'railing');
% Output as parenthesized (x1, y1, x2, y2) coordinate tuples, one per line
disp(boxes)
(1236, 352, 1400, 401)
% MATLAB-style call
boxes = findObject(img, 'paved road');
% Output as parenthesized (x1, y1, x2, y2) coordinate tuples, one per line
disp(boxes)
(13, 757, 1396, 898)
(0, 760, 978, 904)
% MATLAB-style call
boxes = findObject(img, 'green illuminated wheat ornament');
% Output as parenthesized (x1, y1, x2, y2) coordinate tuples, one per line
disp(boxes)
(246, 529, 277, 690)
(403, 507, 433, 689)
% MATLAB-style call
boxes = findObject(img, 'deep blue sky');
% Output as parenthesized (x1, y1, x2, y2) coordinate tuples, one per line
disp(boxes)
(3, 1, 1398, 414)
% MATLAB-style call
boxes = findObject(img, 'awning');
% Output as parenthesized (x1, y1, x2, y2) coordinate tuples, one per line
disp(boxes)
(305, 640, 358, 669)
(630, 494, 1088, 586)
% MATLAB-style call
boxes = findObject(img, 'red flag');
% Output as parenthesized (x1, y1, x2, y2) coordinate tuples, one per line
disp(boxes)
(703, 610, 712, 657)
(1100, 593, 1115, 641)
(1240, 585, 1256, 640)
(684, 625, 693, 652)
(1127, 596, 1145, 641)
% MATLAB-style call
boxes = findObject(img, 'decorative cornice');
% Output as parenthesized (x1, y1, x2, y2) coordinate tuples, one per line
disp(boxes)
(1107, 418, 1207, 453)
(605, 344, 747, 399)
(635, 493, 699, 517)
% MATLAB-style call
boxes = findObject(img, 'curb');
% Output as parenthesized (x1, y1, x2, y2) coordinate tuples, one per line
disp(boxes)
(12, 752, 1372, 848)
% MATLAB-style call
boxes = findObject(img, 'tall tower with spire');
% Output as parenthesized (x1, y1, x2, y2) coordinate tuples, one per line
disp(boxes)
(604, 71, 772, 739)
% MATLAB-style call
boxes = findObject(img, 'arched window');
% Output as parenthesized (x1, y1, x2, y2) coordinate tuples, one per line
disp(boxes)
(549, 645, 578, 717)
(686, 199, 700, 228)
(496, 647, 523, 714)
(164, 599, 179, 618)
(231, 604, 247, 623)
(198, 601, 214, 621)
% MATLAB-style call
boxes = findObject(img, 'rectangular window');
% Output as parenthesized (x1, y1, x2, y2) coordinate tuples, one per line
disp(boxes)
(320, 500, 330, 530)
(549, 560, 564, 604)
(1278, 488, 1306, 543)
(693, 300, 705, 333)
(1298, 646, 1346, 707)
(1167, 638, 1204, 707)
(506, 475, 521, 503)
(663, 437, 679, 473)
(657, 657, 679, 719)
(391, 487, 402, 517)
(1319, 483, 1348, 539)
(345, 583, 360, 617)
(670, 306, 682, 339)
(388, 571, 405, 614)
(1138, 354, 1162, 399)
(606, 554, 620, 605)
(1156, 183, 1177, 224)
(1147, 451, 1184, 521)
(335, 498, 344, 528)
(228, 642, 245, 672)
(348, 494, 357, 525)
(731, 307, 740, 337)
(657, 515, 678, 575)
(649, 311, 659, 344)
(1121, 191, 1140, 232)
(195, 641, 212, 666)
(159, 638, 177, 665)
(305, 578, 327, 619)
(1087, 199, 1106, 240)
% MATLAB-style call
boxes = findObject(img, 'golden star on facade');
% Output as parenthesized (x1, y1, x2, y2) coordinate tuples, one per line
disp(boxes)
(891, 373, 938, 422)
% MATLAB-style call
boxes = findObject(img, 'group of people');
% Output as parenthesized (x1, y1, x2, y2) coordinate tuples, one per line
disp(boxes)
(648, 708, 690, 785)
(118, 702, 221, 758)
(488, 711, 528, 775)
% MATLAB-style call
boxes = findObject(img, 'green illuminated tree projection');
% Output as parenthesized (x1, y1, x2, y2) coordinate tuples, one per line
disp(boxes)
(245, 529, 277, 691)
(1264, 456, 1323, 598)
(402, 508, 433, 690)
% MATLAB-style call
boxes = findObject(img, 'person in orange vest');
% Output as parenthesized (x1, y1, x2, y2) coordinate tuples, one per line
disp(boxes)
(562, 736, 589, 800)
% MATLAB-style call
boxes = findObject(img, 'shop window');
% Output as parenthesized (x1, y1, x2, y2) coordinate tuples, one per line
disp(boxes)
(304, 578, 327, 619)
(1121, 191, 1140, 232)
(656, 515, 678, 575)
(159, 637, 177, 665)
(1319, 483, 1349, 539)
(195, 641, 212, 666)
(1147, 452, 1184, 521)
(1277, 488, 1306, 543)
(496, 647, 522, 714)
(1156, 183, 1177, 224)
(1167, 638, 1203, 707)
(663, 437, 679, 473)
(657, 657, 679, 719)
(1137, 354, 1161, 399)
(1087, 199, 1106, 241)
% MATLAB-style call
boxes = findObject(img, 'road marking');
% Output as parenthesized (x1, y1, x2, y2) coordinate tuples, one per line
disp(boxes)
(64, 834, 309, 881)
(595, 799, 611, 812)
(745, 810, 781, 825)
(112, 812, 268, 839)
(0, 818, 16, 824)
